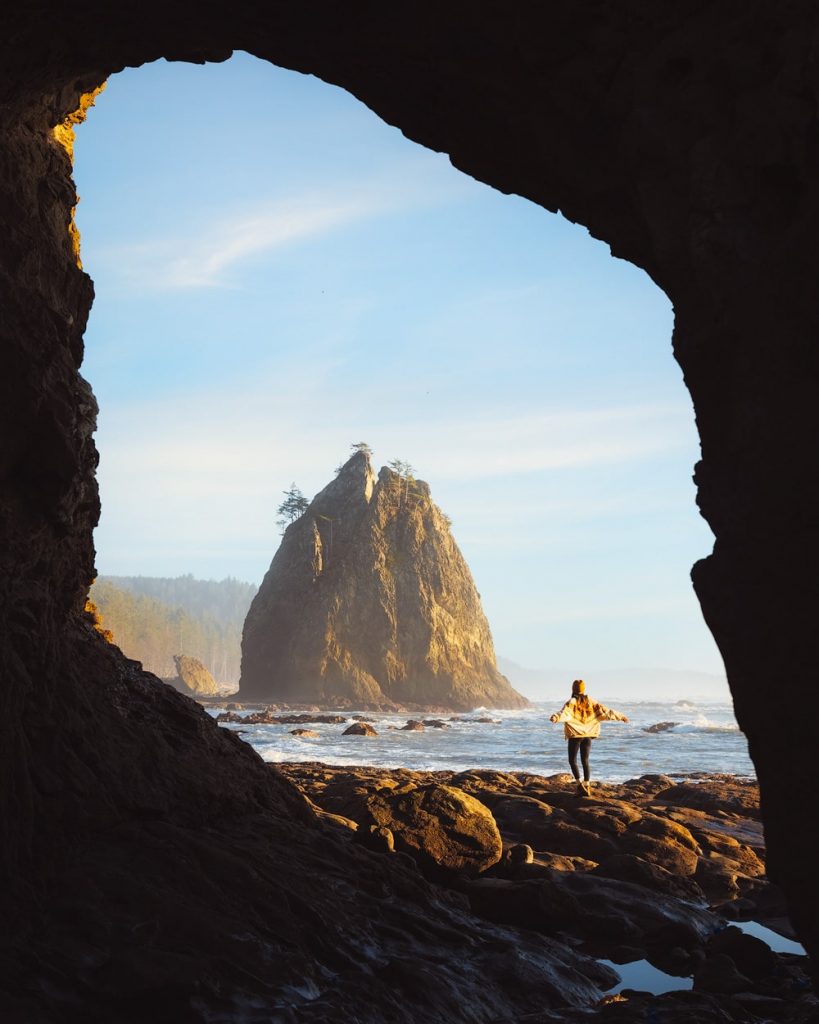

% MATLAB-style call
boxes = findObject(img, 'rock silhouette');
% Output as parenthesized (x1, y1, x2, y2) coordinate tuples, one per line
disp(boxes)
(241, 452, 527, 710)
(6, 4, 819, 1016)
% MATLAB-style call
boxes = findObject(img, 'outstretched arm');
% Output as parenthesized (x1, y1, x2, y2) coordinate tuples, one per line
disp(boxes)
(550, 700, 573, 723)
(595, 702, 628, 723)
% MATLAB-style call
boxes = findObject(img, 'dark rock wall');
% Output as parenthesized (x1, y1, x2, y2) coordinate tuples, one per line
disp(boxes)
(2, 0, 819, 1005)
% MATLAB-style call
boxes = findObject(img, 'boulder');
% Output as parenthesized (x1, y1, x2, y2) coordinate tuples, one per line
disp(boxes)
(168, 654, 219, 696)
(366, 784, 502, 878)
(290, 728, 320, 738)
(401, 720, 425, 731)
(505, 844, 534, 867)
(343, 722, 378, 737)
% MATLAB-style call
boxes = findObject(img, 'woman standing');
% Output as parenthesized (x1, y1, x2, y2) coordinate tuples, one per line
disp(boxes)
(550, 679, 628, 796)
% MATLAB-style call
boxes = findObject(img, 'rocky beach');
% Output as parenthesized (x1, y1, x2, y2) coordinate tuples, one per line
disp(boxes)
(275, 762, 814, 1022)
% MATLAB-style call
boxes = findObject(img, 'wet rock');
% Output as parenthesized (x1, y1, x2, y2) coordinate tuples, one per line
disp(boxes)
(290, 728, 320, 737)
(608, 944, 644, 964)
(593, 854, 704, 901)
(707, 925, 777, 979)
(401, 720, 425, 731)
(655, 780, 761, 820)
(643, 721, 679, 733)
(216, 710, 348, 725)
(343, 722, 378, 737)
(464, 876, 583, 935)
(422, 719, 451, 728)
(693, 952, 753, 994)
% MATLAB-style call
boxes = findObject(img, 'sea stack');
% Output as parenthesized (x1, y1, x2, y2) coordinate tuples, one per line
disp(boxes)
(240, 451, 527, 710)
(166, 654, 220, 697)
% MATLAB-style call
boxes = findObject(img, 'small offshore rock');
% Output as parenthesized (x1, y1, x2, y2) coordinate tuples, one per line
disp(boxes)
(401, 720, 425, 731)
(643, 721, 679, 733)
(290, 728, 320, 738)
(343, 722, 378, 737)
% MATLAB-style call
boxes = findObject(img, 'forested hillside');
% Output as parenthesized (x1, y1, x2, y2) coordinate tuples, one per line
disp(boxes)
(90, 575, 257, 685)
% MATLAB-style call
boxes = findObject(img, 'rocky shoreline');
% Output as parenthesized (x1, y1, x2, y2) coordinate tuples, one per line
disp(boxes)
(278, 764, 815, 1022)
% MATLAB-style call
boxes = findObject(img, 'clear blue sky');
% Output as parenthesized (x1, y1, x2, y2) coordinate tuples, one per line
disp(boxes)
(73, 51, 725, 678)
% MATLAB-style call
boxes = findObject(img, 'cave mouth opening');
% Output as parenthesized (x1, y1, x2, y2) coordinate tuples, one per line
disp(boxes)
(71, 51, 722, 702)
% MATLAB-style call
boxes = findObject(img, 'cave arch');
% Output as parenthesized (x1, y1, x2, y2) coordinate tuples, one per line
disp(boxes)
(2, 3, 818, 1012)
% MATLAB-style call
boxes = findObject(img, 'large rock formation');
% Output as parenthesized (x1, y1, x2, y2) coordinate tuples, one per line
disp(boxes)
(4, 3, 819, 1016)
(166, 653, 219, 696)
(241, 452, 527, 709)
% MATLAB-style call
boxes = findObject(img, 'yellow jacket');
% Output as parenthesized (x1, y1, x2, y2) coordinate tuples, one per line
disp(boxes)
(550, 697, 628, 739)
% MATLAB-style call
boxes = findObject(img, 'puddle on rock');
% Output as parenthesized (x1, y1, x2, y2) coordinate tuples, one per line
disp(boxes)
(599, 959, 694, 996)
(729, 919, 805, 955)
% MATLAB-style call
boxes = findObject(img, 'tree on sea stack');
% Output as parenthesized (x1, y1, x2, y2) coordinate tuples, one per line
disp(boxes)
(276, 483, 309, 534)
(240, 449, 528, 711)
(387, 458, 416, 507)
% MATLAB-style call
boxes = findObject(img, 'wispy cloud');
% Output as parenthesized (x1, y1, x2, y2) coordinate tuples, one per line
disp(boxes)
(94, 169, 471, 291)
(100, 194, 384, 290)
(100, 392, 691, 494)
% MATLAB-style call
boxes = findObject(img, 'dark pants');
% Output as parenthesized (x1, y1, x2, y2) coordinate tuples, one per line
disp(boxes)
(567, 737, 592, 781)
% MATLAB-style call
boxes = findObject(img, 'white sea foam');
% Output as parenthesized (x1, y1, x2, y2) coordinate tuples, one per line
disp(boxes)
(211, 699, 754, 780)
(673, 714, 740, 734)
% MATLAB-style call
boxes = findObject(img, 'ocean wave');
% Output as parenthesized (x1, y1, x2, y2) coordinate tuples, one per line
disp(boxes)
(672, 714, 739, 734)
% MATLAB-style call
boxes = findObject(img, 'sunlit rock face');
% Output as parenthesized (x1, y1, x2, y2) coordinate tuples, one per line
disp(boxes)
(167, 653, 219, 696)
(3, 1, 819, 1013)
(241, 452, 527, 709)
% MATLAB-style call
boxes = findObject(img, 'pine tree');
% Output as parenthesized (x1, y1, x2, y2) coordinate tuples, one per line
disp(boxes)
(276, 483, 309, 534)
(388, 458, 416, 507)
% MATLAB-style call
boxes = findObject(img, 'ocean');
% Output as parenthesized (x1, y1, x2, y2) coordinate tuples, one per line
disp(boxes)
(209, 698, 753, 782)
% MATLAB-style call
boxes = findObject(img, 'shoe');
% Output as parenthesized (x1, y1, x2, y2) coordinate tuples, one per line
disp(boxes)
(583, 781, 592, 797)
(575, 781, 586, 798)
